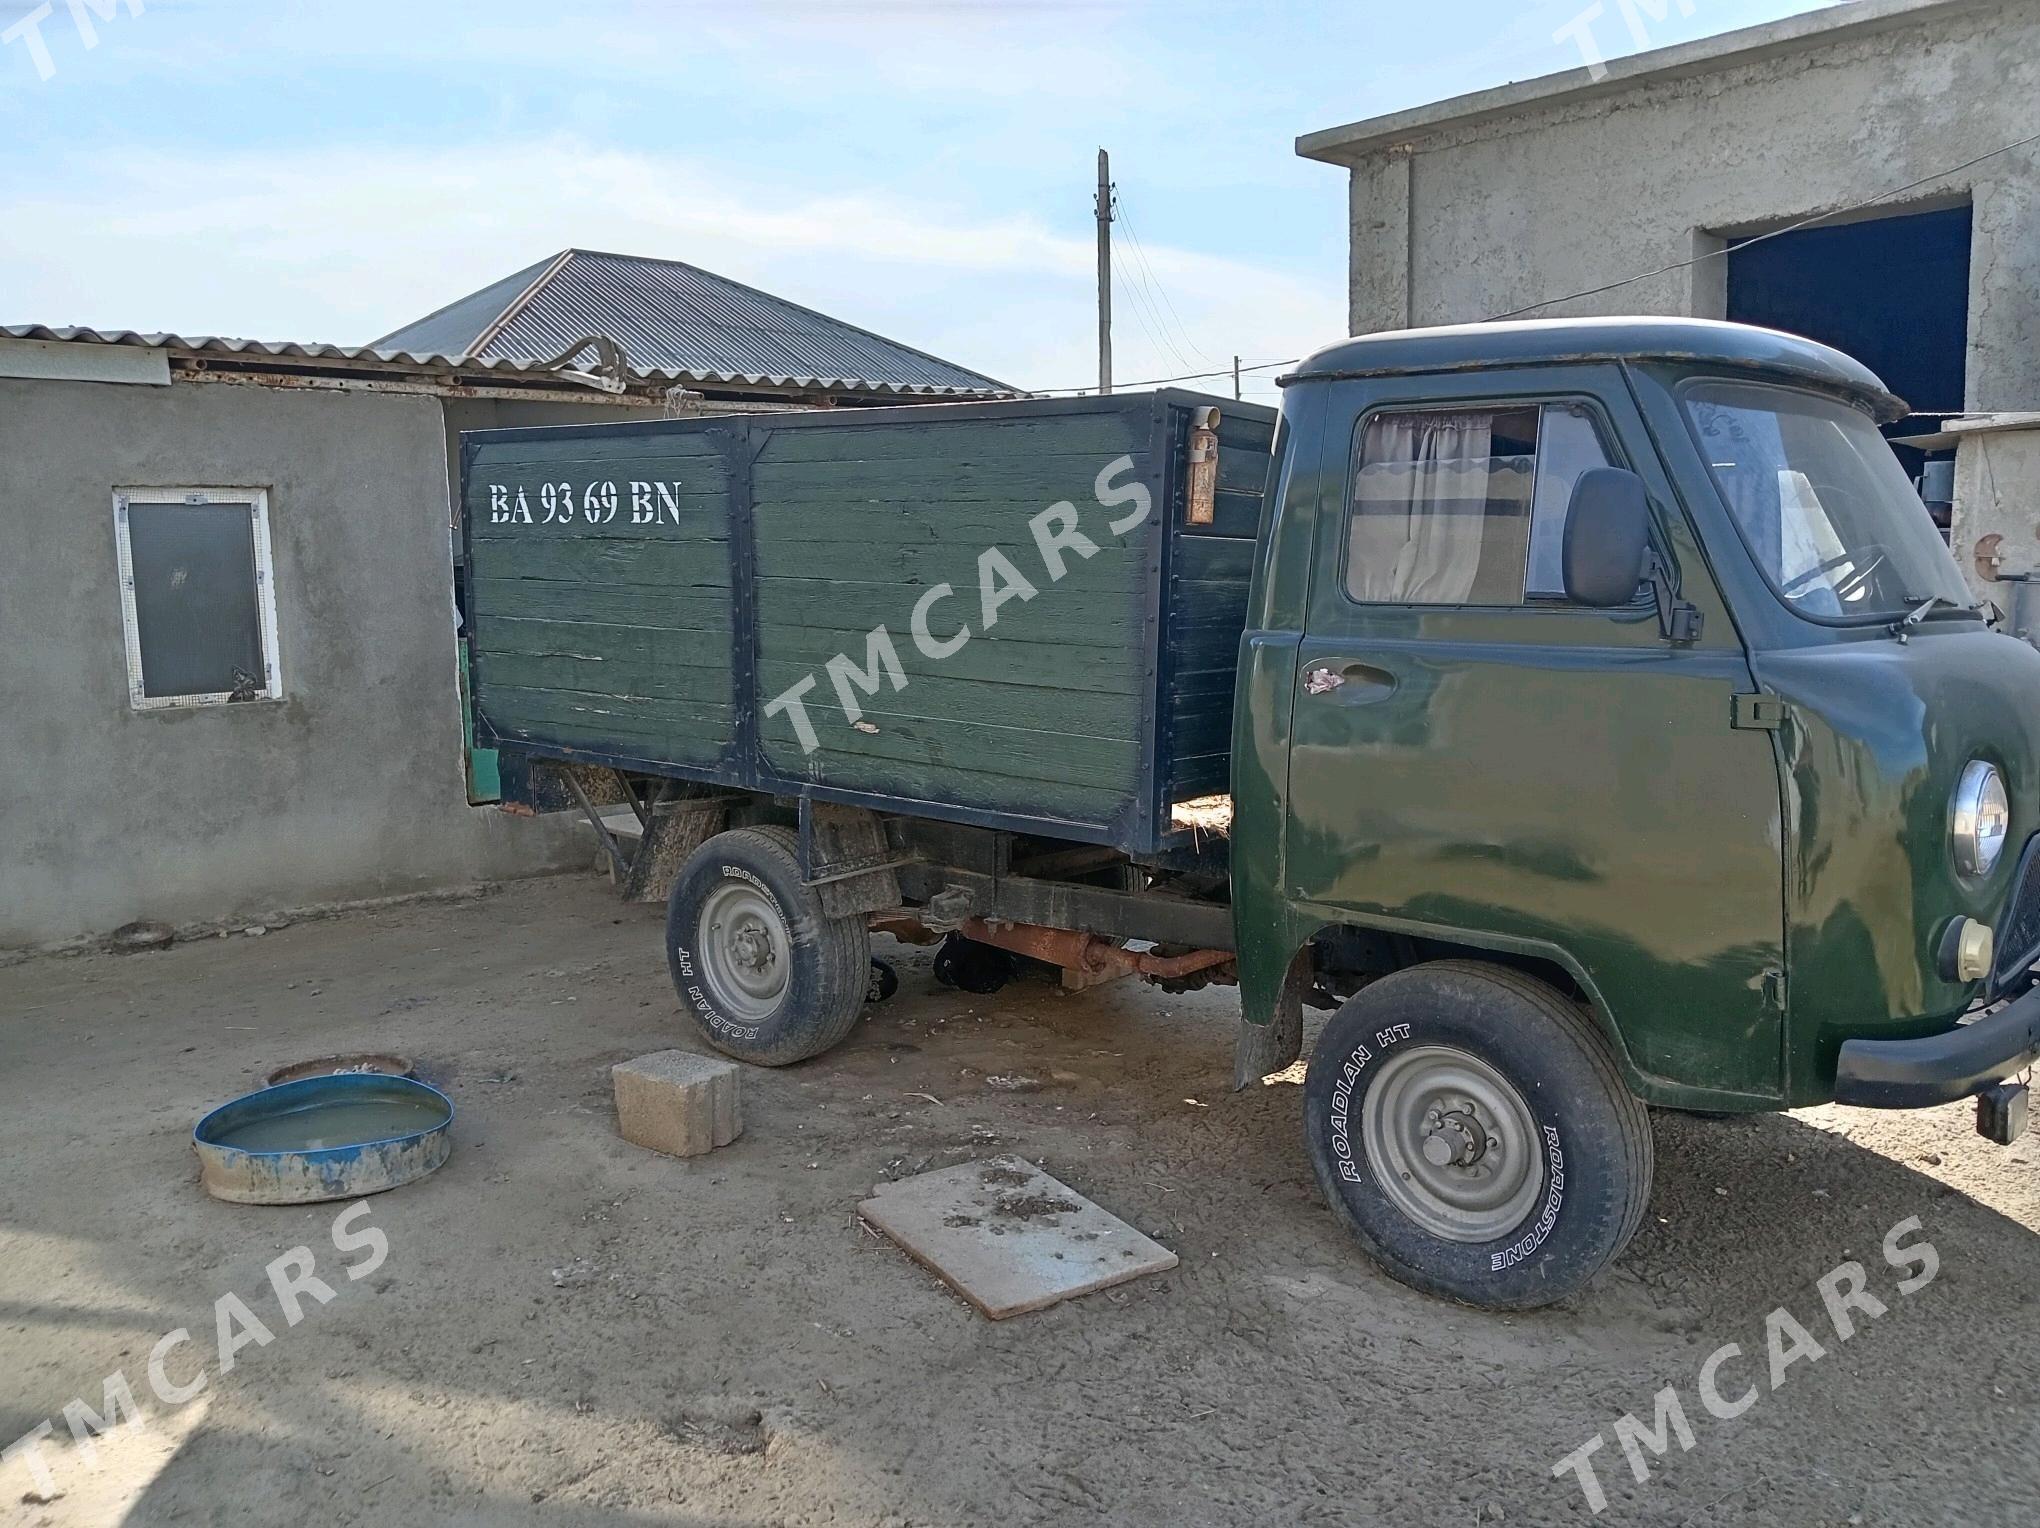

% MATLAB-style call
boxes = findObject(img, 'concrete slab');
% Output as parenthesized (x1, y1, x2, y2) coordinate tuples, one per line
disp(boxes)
(858, 1155, 1177, 1319)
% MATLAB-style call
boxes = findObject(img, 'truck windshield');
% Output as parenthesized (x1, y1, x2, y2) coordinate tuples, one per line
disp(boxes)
(1683, 380, 1973, 623)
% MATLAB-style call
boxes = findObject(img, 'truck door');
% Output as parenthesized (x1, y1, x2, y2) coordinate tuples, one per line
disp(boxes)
(1285, 366, 1787, 1101)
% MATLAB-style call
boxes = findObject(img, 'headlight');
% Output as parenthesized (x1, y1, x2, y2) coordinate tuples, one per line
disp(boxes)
(1952, 760, 2010, 877)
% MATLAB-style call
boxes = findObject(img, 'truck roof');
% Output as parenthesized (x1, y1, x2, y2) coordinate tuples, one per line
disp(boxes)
(1286, 317, 1906, 420)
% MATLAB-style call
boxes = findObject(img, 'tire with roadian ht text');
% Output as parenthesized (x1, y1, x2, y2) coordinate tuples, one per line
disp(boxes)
(1302, 961, 1653, 1310)
(665, 827, 870, 1066)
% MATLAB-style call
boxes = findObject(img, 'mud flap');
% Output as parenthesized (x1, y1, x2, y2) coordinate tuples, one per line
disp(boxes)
(1232, 956, 1307, 1090)
(623, 800, 728, 904)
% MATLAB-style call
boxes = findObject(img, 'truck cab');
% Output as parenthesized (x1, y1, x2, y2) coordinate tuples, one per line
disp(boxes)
(1236, 318, 2040, 1304)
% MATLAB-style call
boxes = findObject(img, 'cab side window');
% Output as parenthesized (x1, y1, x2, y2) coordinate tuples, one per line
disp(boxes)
(1345, 402, 1617, 606)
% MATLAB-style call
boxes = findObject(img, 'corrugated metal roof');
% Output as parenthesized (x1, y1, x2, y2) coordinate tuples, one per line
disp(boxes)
(2, 311, 1016, 399)
(370, 248, 1014, 397)
(0, 323, 583, 380)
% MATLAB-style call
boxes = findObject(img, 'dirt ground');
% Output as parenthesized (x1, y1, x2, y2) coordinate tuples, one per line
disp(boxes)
(4, 871, 2038, 1527)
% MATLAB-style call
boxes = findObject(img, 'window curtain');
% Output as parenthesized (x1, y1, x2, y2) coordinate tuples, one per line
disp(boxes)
(1348, 413, 1496, 604)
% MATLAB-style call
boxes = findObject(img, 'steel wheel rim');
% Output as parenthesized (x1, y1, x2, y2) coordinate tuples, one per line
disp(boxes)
(1361, 1045, 1544, 1243)
(696, 882, 790, 1022)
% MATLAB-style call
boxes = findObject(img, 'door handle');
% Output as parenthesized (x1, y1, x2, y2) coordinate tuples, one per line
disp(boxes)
(1303, 662, 1397, 700)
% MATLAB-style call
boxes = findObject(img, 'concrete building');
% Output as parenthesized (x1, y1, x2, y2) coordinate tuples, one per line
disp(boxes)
(1298, 0, 2040, 599)
(1, 262, 1010, 949)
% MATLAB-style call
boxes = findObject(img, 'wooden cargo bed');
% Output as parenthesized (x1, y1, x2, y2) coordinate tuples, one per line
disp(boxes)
(461, 391, 1275, 856)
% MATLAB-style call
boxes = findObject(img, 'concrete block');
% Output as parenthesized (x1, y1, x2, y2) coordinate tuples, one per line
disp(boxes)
(612, 1050, 742, 1158)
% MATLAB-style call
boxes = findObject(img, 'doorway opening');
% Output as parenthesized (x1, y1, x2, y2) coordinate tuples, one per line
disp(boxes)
(1724, 202, 1972, 501)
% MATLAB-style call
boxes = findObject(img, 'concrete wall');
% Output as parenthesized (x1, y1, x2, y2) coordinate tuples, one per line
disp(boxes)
(1952, 422, 2040, 592)
(1333, 0, 2040, 411)
(0, 375, 590, 948)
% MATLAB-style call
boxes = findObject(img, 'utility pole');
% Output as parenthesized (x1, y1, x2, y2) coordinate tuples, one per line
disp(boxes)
(1233, 355, 1241, 400)
(1095, 148, 1114, 395)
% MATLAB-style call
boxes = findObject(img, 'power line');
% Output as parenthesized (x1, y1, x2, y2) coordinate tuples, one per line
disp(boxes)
(1116, 192, 1213, 366)
(1111, 241, 1197, 373)
(1030, 358, 1293, 397)
(1489, 126, 2040, 321)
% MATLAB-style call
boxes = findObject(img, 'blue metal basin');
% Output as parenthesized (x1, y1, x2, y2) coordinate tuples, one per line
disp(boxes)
(194, 1073, 453, 1204)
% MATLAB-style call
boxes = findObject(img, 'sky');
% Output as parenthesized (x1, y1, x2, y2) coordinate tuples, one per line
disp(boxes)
(0, 0, 1837, 403)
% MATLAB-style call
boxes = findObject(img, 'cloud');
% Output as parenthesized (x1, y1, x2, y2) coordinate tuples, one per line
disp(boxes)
(1, 134, 1341, 394)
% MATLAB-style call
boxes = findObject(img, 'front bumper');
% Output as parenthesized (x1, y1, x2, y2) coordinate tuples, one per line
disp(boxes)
(1835, 986, 2040, 1109)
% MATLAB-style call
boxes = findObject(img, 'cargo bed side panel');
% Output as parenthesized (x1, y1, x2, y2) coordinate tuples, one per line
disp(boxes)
(750, 403, 1161, 841)
(463, 426, 739, 769)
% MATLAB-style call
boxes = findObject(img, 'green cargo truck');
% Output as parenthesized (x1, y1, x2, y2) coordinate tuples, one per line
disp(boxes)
(464, 318, 2040, 1308)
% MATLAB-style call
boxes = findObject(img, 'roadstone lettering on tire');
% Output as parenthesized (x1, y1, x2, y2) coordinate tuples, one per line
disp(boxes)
(665, 826, 871, 1067)
(1304, 961, 1653, 1310)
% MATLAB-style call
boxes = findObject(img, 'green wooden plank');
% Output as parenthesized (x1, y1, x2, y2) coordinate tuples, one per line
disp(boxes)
(471, 432, 730, 467)
(1168, 667, 1238, 702)
(479, 696, 733, 764)
(472, 579, 732, 631)
(1172, 537, 1257, 582)
(1172, 630, 1246, 662)
(484, 721, 729, 766)
(759, 628, 1143, 690)
(751, 456, 1154, 505)
(470, 453, 729, 487)
(469, 539, 731, 588)
(762, 603, 1150, 656)
(1214, 411, 1274, 446)
(1172, 606, 1247, 641)
(755, 413, 1149, 465)
(752, 499, 1155, 545)
(752, 538, 1146, 589)
(479, 684, 735, 731)
(1191, 488, 1267, 539)
(755, 586, 1147, 653)
(756, 660, 1142, 738)
(771, 752, 1127, 829)
(761, 706, 1137, 792)
(760, 610, 1145, 649)
(480, 651, 732, 703)
(752, 522, 1149, 568)
(1167, 752, 1232, 798)
(751, 570, 1147, 606)
(480, 616, 732, 667)
(1167, 714, 1234, 762)
(1169, 592, 1250, 632)
(1216, 449, 1271, 496)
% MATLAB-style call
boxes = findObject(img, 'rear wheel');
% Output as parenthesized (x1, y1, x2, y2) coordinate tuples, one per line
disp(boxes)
(665, 827, 870, 1066)
(1303, 961, 1653, 1309)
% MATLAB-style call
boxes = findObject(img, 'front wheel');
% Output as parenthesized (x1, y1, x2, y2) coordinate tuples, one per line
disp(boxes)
(1303, 961, 1653, 1310)
(665, 826, 871, 1066)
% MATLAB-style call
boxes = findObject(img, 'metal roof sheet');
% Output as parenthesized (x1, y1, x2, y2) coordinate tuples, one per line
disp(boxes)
(2, 311, 1015, 399)
(1, 322, 568, 378)
(370, 248, 1014, 397)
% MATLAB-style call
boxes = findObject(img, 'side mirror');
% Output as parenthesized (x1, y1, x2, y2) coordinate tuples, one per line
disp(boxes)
(1563, 467, 1652, 608)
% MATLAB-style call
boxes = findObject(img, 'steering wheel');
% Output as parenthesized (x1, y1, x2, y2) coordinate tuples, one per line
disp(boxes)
(1782, 544, 1889, 603)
